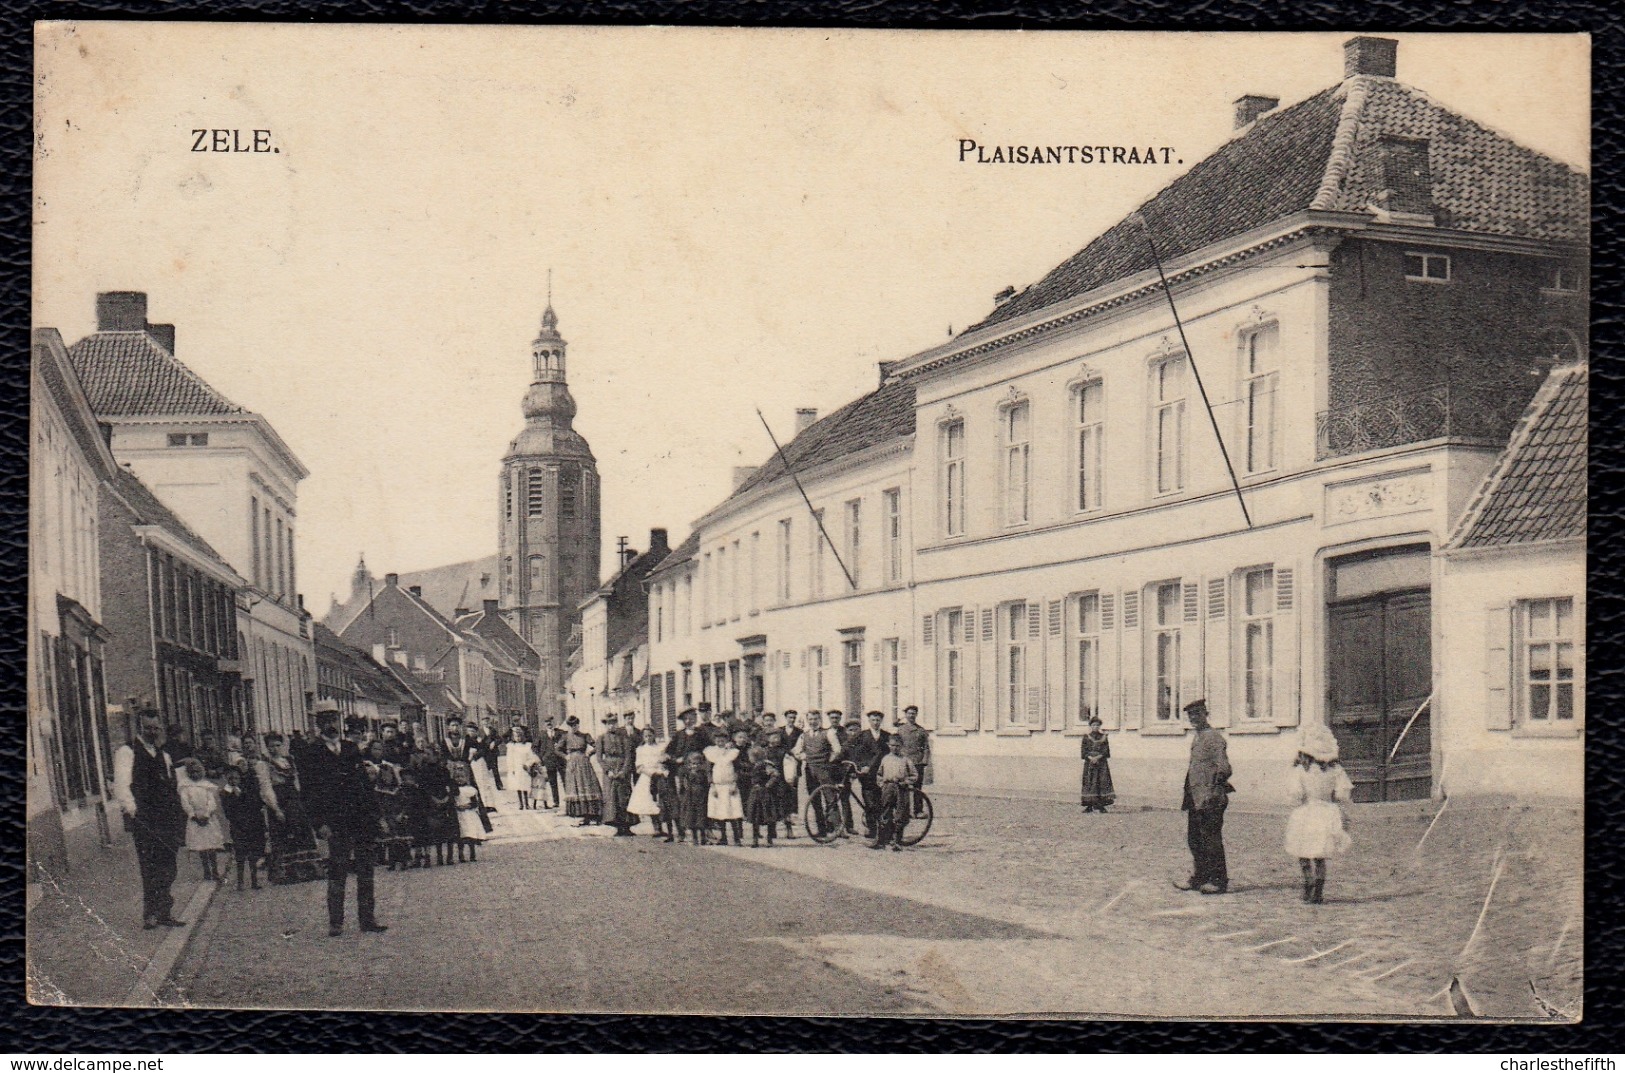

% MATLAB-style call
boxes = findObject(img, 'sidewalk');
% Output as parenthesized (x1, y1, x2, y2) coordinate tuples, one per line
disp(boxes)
(26, 819, 219, 1007)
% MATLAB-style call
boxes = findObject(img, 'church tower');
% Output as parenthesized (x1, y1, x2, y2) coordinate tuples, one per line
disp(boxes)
(499, 298, 601, 727)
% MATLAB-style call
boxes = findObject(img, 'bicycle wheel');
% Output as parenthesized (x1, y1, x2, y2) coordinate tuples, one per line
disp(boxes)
(900, 792, 933, 846)
(805, 784, 846, 844)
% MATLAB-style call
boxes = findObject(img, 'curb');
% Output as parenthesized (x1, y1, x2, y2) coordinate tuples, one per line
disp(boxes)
(122, 879, 220, 1007)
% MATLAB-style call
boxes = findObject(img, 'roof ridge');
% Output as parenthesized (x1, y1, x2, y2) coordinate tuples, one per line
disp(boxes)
(1310, 77, 1371, 211)
(1445, 362, 1587, 551)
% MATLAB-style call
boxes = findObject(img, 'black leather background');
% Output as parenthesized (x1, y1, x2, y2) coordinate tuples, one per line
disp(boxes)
(2, 1, 1620, 1053)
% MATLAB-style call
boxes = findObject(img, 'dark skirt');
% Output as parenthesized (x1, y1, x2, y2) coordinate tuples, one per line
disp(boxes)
(564, 752, 603, 818)
(746, 783, 780, 826)
(1081, 758, 1116, 807)
(221, 794, 266, 859)
(677, 777, 709, 831)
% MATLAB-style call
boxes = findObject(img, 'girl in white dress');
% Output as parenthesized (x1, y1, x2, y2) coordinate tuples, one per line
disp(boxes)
(178, 758, 226, 883)
(629, 727, 670, 839)
(1284, 723, 1355, 904)
(704, 731, 744, 846)
(500, 727, 540, 811)
(453, 766, 485, 863)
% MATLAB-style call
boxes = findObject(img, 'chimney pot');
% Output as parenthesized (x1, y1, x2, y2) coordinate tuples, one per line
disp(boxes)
(649, 528, 669, 553)
(794, 408, 818, 434)
(409, 585, 423, 598)
(1344, 36, 1398, 79)
(993, 285, 1016, 306)
(96, 291, 149, 332)
(147, 323, 176, 353)
(1233, 95, 1280, 129)
(385, 573, 400, 587)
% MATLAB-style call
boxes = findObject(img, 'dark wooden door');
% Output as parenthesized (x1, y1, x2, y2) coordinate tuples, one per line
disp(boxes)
(1327, 589, 1433, 802)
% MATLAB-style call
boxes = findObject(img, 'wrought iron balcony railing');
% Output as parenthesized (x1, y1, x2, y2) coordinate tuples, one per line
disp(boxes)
(1316, 383, 1529, 459)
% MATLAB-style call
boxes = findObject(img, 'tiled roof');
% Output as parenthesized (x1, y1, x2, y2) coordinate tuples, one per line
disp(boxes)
(1450, 362, 1586, 550)
(971, 76, 1588, 332)
(397, 555, 501, 621)
(728, 378, 916, 504)
(67, 331, 245, 416)
(108, 464, 235, 574)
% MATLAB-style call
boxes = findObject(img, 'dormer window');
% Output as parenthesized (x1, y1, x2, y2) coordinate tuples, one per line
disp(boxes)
(1404, 252, 1450, 282)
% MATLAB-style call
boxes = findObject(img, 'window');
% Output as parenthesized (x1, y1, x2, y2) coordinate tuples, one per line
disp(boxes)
(167, 432, 208, 447)
(730, 540, 741, 620)
(777, 519, 793, 603)
(843, 638, 864, 717)
(274, 517, 286, 596)
(1521, 597, 1577, 724)
(942, 420, 966, 536)
(1002, 602, 1030, 725)
(250, 498, 261, 589)
(560, 469, 578, 518)
(386, 627, 399, 647)
(716, 545, 728, 624)
(263, 507, 273, 591)
(1241, 325, 1279, 474)
(655, 592, 664, 643)
(527, 467, 546, 517)
(844, 499, 862, 587)
(683, 574, 694, 634)
(1547, 265, 1581, 292)
(1075, 381, 1105, 512)
(502, 556, 513, 594)
(939, 610, 966, 725)
(1002, 402, 1032, 525)
(700, 665, 713, 708)
(701, 552, 712, 625)
(1405, 252, 1451, 282)
(1239, 568, 1275, 722)
(809, 510, 826, 599)
(1074, 593, 1101, 725)
(682, 665, 693, 707)
(808, 646, 826, 708)
(1152, 357, 1188, 495)
(504, 475, 514, 520)
(884, 488, 903, 583)
(528, 555, 546, 596)
(749, 531, 760, 613)
(1151, 581, 1183, 721)
(883, 638, 902, 721)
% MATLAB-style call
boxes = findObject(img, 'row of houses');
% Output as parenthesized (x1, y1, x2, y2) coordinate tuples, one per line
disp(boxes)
(638, 37, 1587, 806)
(29, 294, 448, 882)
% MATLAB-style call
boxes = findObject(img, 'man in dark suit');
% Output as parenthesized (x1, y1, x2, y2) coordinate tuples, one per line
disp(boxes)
(301, 713, 388, 937)
(843, 711, 891, 838)
(111, 708, 187, 930)
(1175, 699, 1233, 896)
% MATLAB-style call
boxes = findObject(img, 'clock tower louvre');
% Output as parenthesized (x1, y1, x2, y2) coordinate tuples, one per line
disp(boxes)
(499, 299, 600, 727)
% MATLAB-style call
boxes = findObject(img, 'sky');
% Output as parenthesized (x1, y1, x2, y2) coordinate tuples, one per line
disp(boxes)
(33, 27, 1588, 610)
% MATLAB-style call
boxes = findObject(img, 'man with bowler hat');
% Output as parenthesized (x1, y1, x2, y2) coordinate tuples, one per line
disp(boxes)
(302, 711, 388, 936)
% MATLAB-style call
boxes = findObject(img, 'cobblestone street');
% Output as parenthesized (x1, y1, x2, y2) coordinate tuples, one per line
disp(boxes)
(150, 791, 1580, 1019)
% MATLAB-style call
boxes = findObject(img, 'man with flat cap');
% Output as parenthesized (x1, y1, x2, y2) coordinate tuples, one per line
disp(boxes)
(597, 712, 636, 836)
(1175, 699, 1233, 895)
(302, 711, 387, 936)
(894, 706, 933, 817)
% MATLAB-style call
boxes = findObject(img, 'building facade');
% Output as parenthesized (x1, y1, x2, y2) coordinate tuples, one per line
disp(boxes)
(68, 292, 315, 736)
(28, 329, 122, 879)
(644, 37, 1587, 806)
(566, 529, 669, 733)
(99, 465, 247, 749)
(497, 302, 602, 728)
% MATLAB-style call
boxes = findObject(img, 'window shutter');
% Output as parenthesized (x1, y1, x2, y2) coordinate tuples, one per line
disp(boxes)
(1026, 684, 1043, 727)
(921, 614, 935, 646)
(1046, 598, 1064, 731)
(1028, 602, 1042, 641)
(1120, 590, 1143, 729)
(1486, 605, 1513, 730)
(1273, 565, 1301, 728)
(782, 651, 792, 669)
(1101, 593, 1116, 631)
(981, 607, 995, 643)
(1048, 598, 1063, 637)
(976, 606, 994, 732)
(1205, 576, 1231, 728)
(872, 641, 881, 663)
(1183, 581, 1201, 623)
(899, 640, 908, 662)
(1181, 586, 1206, 719)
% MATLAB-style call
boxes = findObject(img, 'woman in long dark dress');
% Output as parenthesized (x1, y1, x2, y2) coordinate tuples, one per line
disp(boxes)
(1080, 716, 1116, 813)
(560, 717, 603, 825)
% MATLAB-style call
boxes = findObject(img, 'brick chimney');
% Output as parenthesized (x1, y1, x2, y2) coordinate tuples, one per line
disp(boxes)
(483, 598, 499, 615)
(1233, 95, 1279, 129)
(96, 291, 148, 331)
(147, 323, 176, 353)
(795, 408, 818, 434)
(1344, 36, 1398, 79)
(648, 528, 670, 556)
(385, 573, 399, 587)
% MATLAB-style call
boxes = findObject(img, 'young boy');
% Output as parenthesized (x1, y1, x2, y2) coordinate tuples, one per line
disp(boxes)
(871, 740, 919, 852)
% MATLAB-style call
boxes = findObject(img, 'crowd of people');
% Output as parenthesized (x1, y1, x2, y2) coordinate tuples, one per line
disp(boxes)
(547, 702, 934, 852)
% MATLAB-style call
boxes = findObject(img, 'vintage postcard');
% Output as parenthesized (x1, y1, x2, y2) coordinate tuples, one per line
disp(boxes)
(28, 26, 1587, 1020)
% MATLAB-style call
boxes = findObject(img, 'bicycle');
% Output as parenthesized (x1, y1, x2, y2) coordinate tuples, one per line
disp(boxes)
(804, 760, 933, 846)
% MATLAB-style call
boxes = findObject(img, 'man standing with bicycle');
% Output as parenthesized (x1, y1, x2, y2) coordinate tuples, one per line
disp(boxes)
(871, 738, 919, 852)
(793, 710, 844, 835)
(845, 711, 890, 840)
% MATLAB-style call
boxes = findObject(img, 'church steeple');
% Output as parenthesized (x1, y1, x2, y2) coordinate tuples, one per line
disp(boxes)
(523, 300, 576, 421)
